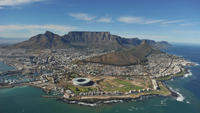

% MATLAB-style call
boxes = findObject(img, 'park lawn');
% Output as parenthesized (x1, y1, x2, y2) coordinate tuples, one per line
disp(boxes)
(70, 73, 80, 78)
(100, 78, 144, 92)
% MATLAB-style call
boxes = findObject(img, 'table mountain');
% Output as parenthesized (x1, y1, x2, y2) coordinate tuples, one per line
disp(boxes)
(9, 31, 170, 49)
(62, 31, 123, 48)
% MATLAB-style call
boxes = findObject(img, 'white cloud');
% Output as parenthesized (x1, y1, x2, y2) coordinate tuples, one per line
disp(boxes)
(97, 17, 112, 23)
(118, 16, 143, 24)
(0, 24, 76, 32)
(69, 13, 113, 23)
(69, 14, 188, 26)
(117, 16, 187, 26)
(179, 23, 194, 26)
(0, 24, 77, 38)
(69, 13, 95, 21)
(161, 20, 185, 24)
(0, 0, 44, 8)
(145, 19, 164, 24)
(117, 16, 165, 24)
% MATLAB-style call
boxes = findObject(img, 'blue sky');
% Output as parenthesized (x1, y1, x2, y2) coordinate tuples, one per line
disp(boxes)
(0, 0, 200, 44)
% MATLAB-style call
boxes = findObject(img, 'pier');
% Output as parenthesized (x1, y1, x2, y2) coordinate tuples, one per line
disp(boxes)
(0, 70, 22, 76)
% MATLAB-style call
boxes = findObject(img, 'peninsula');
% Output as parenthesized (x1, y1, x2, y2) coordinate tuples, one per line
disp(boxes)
(0, 31, 194, 106)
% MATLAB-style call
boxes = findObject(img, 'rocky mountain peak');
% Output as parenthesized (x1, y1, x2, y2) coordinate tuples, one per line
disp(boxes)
(44, 31, 59, 38)
(141, 40, 148, 45)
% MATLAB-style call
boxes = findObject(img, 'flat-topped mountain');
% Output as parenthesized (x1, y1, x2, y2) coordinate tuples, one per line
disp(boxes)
(62, 31, 122, 48)
(79, 41, 161, 66)
(10, 31, 170, 49)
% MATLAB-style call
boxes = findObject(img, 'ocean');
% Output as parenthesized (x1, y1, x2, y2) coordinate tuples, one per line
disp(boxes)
(0, 44, 200, 113)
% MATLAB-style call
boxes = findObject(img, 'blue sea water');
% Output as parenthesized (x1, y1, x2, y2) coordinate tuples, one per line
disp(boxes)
(0, 62, 14, 72)
(0, 44, 200, 113)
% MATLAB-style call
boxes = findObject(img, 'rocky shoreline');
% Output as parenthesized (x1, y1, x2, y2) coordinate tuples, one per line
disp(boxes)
(0, 71, 189, 107)
(58, 94, 162, 107)
(58, 88, 182, 107)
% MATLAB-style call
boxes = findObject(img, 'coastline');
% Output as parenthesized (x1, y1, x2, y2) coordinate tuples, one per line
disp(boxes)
(42, 81, 179, 107)
(58, 94, 163, 107)
(0, 76, 191, 107)
(0, 80, 177, 107)
(0, 80, 176, 107)
(0, 55, 197, 107)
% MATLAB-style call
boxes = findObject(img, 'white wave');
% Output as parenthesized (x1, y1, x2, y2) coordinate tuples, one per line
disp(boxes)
(17, 85, 28, 88)
(78, 102, 97, 107)
(129, 106, 144, 110)
(161, 100, 164, 105)
(169, 87, 185, 102)
(104, 100, 123, 104)
(184, 70, 192, 78)
(186, 101, 190, 104)
(191, 62, 199, 66)
(128, 109, 133, 111)
(130, 106, 139, 110)
(175, 88, 180, 92)
(160, 98, 168, 106)
(176, 91, 185, 102)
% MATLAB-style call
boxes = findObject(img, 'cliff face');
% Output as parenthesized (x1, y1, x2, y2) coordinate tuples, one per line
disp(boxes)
(10, 31, 170, 49)
(63, 31, 122, 48)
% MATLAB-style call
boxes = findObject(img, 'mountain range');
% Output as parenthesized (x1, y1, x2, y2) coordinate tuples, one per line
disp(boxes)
(9, 31, 170, 49)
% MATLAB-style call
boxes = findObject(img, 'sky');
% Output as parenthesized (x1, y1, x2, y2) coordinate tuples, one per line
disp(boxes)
(0, 0, 200, 44)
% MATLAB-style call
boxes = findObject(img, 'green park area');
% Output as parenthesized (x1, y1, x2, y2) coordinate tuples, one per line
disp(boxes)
(99, 78, 144, 92)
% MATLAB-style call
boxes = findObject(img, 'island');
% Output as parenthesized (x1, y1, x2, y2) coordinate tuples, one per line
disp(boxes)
(0, 31, 196, 106)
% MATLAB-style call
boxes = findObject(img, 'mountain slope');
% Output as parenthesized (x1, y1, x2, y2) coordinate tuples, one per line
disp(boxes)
(12, 31, 69, 49)
(79, 41, 161, 66)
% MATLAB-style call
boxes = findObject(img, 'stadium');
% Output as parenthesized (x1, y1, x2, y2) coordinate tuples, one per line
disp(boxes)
(72, 78, 92, 86)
